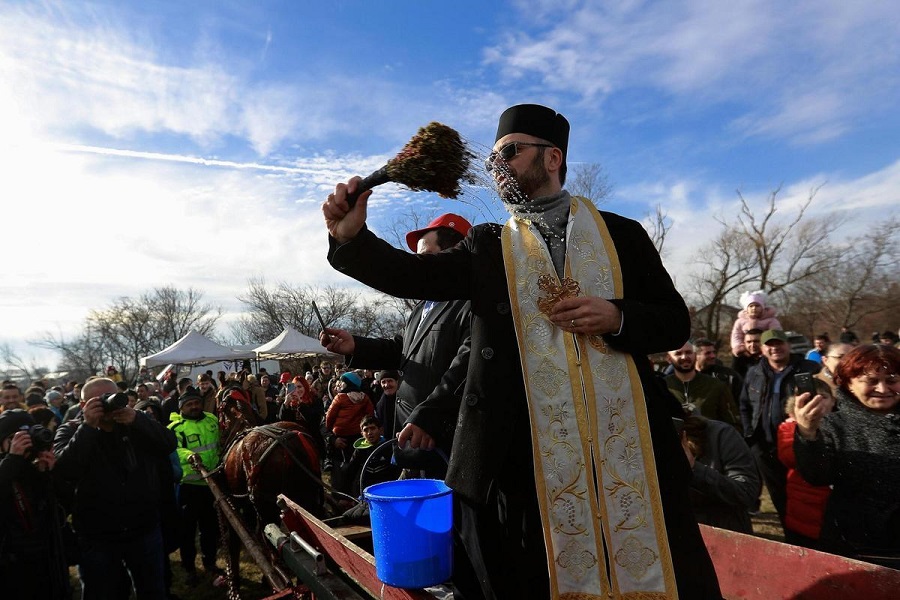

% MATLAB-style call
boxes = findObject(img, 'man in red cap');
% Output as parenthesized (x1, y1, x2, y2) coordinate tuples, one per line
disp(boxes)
(321, 213, 472, 476)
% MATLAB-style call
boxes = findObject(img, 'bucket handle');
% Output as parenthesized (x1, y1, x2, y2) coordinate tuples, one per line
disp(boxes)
(359, 438, 449, 499)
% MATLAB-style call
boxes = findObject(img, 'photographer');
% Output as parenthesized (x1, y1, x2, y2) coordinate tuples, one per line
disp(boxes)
(54, 377, 176, 600)
(0, 409, 69, 599)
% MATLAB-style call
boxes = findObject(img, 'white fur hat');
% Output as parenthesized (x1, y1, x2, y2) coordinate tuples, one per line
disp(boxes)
(740, 290, 767, 309)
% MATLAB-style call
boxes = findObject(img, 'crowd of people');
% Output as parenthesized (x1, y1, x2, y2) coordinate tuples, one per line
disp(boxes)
(0, 360, 399, 599)
(662, 326, 900, 567)
(2, 102, 899, 600)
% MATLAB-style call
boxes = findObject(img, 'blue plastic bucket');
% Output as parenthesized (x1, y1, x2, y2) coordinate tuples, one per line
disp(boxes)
(364, 478, 453, 588)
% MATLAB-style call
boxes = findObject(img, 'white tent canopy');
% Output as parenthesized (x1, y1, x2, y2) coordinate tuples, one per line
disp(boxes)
(141, 330, 251, 367)
(254, 327, 337, 359)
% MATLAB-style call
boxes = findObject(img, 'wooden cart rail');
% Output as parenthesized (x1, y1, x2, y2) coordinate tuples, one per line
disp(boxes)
(700, 525, 900, 599)
(277, 496, 442, 600)
(277, 494, 900, 600)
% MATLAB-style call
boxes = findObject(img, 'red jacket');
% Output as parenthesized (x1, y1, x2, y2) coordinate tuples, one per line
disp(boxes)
(325, 392, 374, 437)
(777, 419, 832, 539)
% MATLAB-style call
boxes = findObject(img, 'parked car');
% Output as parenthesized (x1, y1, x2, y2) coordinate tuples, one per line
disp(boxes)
(786, 331, 811, 356)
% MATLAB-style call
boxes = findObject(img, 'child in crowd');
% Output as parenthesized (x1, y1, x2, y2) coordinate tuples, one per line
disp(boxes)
(730, 290, 783, 356)
(777, 379, 834, 549)
(340, 415, 399, 498)
(324, 372, 374, 475)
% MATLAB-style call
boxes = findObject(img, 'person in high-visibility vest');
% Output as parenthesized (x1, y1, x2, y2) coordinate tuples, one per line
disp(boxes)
(168, 386, 221, 586)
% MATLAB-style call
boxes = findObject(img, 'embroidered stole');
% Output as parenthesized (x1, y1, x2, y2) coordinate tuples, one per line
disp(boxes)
(501, 196, 678, 600)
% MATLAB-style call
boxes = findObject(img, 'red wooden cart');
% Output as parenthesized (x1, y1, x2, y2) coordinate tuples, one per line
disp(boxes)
(264, 494, 900, 600)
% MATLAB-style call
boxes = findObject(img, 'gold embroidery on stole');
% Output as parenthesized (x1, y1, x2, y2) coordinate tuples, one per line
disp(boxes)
(501, 197, 678, 600)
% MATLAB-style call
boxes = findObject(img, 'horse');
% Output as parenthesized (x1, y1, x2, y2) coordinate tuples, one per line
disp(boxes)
(217, 385, 325, 524)
(214, 385, 325, 589)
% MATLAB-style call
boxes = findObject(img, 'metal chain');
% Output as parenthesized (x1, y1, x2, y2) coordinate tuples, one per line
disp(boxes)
(215, 494, 243, 600)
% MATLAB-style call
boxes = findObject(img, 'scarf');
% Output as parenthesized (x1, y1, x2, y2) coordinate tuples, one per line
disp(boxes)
(503, 189, 571, 277)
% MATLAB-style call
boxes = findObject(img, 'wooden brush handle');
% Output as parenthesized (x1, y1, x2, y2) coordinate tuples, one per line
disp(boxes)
(346, 166, 390, 208)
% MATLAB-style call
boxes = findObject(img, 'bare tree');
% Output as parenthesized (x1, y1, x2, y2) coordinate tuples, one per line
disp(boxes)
(685, 184, 841, 342)
(233, 280, 408, 343)
(568, 163, 613, 204)
(645, 204, 673, 255)
(688, 227, 759, 341)
(38, 287, 221, 382)
(783, 217, 899, 333)
(0, 344, 49, 386)
(734, 185, 839, 294)
(146, 287, 221, 344)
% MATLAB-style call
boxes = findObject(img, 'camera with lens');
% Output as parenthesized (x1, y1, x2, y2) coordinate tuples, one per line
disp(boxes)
(18, 424, 54, 453)
(100, 392, 129, 413)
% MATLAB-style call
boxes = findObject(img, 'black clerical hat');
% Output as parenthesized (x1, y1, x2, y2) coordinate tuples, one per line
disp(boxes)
(495, 104, 569, 157)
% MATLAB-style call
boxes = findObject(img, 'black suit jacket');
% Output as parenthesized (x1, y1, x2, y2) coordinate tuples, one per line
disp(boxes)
(348, 297, 471, 445)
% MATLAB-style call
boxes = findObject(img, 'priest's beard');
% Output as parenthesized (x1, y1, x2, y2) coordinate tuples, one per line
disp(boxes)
(496, 151, 550, 204)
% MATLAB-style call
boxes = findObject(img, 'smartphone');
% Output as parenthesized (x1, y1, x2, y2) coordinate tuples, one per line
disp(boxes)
(311, 301, 331, 343)
(794, 372, 816, 396)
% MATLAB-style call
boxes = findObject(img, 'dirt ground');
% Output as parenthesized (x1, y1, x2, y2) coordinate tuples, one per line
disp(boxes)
(751, 487, 785, 542)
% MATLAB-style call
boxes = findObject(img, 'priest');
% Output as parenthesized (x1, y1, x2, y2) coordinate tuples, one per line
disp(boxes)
(322, 104, 722, 600)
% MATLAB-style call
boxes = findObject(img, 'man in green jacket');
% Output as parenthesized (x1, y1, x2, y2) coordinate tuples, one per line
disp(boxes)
(168, 386, 221, 585)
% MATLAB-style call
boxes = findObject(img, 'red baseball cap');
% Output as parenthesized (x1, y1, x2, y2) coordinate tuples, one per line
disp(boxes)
(405, 213, 472, 252)
(279, 372, 292, 384)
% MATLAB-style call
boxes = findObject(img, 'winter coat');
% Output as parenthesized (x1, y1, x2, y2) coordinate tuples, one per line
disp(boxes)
(53, 412, 176, 540)
(794, 389, 900, 561)
(777, 419, 830, 539)
(730, 306, 782, 356)
(689, 418, 761, 533)
(740, 356, 820, 444)
(246, 381, 268, 421)
(325, 392, 374, 437)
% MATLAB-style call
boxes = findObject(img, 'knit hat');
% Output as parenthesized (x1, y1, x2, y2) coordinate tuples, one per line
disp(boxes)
(405, 213, 473, 252)
(340, 372, 362, 392)
(25, 393, 47, 408)
(495, 104, 570, 160)
(0, 409, 35, 442)
(45, 390, 63, 405)
(739, 290, 767, 310)
(178, 386, 202, 409)
(379, 370, 401, 382)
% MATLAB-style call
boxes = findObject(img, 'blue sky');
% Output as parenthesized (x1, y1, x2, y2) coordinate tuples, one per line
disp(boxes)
(2, 1, 898, 369)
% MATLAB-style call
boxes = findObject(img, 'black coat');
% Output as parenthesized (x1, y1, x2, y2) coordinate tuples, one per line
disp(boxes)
(349, 298, 471, 445)
(740, 356, 820, 442)
(794, 390, 900, 561)
(53, 412, 176, 540)
(330, 212, 721, 598)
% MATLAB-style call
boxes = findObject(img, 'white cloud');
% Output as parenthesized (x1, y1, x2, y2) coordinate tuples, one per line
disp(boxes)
(487, 0, 900, 144)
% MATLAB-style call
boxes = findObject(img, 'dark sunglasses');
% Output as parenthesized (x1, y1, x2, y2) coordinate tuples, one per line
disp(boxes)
(485, 142, 553, 171)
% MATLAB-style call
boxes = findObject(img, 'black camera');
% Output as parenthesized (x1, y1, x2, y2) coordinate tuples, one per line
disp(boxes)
(19, 424, 54, 453)
(100, 392, 129, 412)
